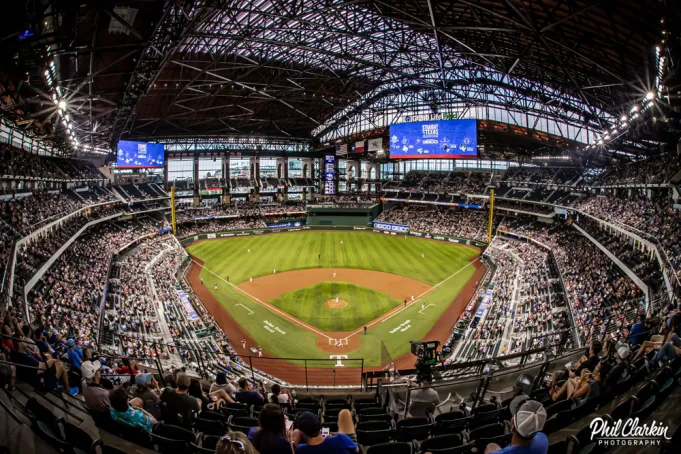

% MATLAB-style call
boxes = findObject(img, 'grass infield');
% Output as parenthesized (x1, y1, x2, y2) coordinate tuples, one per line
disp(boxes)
(269, 281, 403, 332)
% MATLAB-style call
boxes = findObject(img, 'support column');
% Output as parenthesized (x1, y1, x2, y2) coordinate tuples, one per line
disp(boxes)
(193, 153, 199, 207)
(222, 153, 231, 204)
(277, 157, 289, 201)
(163, 154, 169, 190)
(253, 155, 261, 201)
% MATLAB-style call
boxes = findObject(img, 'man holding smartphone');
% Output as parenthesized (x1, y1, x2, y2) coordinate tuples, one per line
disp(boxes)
(292, 411, 358, 454)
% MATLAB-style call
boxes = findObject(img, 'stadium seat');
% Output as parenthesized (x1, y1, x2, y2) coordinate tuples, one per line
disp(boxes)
(542, 409, 573, 435)
(547, 439, 569, 454)
(63, 420, 103, 454)
(366, 441, 411, 454)
(195, 417, 227, 436)
(608, 397, 633, 423)
(432, 411, 470, 436)
(468, 407, 502, 430)
(631, 382, 659, 419)
(102, 446, 128, 454)
(395, 417, 432, 442)
(152, 423, 198, 453)
(468, 422, 511, 454)
(568, 424, 605, 454)
(545, 399, 573, 418)
(229, 416, 259, 434)
(199, 410, 227, 421)
(414, 434, 463, 454)
(356, 421, 393, 446)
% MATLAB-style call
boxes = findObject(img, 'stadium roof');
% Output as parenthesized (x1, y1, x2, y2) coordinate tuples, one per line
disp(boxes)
(0, 0, 673, 158)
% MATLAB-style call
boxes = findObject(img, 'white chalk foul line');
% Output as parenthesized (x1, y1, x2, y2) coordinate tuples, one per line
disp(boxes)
(419, 303, 436, 314)
(344, 257, 481, 341)
(191, 259, 333, 340)
(235, 303, 254, 315)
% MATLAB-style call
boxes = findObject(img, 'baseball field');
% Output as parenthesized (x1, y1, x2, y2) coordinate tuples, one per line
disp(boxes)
(185, 231, 483, 371)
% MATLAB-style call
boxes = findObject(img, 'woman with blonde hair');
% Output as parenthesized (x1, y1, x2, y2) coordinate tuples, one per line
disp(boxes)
(216, 431, 258, 454)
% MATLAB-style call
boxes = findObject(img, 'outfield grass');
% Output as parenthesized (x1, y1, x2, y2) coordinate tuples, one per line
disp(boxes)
(189, 231, 480, 366)
(268, 281, 402, 332)
(186, 231, 477, 285)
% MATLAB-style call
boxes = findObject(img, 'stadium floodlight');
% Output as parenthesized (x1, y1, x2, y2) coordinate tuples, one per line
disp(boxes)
(620, 115, 627, 122)
(645, 92, 655, 100)
(621, 121, 628, 128)
(58, 100, 67, 110)
(630, 105, 639, 113)
(598, 139, 604, 145)
(603, 134, 610, 140)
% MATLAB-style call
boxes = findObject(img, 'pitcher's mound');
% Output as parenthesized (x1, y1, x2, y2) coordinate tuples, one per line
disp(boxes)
(324, 299, 349, 309)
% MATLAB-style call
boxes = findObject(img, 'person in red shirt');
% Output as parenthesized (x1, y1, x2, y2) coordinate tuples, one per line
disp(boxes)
(115, 358, 139, 377)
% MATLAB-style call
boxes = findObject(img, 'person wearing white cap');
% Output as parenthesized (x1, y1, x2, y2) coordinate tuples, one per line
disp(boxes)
(604, 343, 630, 391)
(485, 395, 548, 454)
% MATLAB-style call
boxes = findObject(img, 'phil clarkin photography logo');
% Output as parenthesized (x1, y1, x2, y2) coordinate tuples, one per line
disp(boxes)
(590, 417, 671, 446)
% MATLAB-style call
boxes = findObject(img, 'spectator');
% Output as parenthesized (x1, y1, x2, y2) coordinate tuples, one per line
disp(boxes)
(82, 369, 111, 413)
(292, 411, 358, 454)
(188, 377, 235, 411)
(629, 314, 647, 345)
(236, 377, 264, 407)
(11, 341, 77, 396)
(109, 386, 157, 431)
(81, 349, 101, 383)
(160, 372, 201, 416)
(250, 404, 293, 454)
(210, 371, 237, 395)
(268, 383, 292, 405)
(485, 396, 547, 454)
(217, 431, 258, 454)
(604, 344, 630, 391)
(132, 373, 162, 420)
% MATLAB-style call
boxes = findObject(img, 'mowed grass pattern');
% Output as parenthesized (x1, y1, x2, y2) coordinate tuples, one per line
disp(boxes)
(186, 231, 478, 285)
(269, 281, 403, 332)
(189, 231, 481, 366)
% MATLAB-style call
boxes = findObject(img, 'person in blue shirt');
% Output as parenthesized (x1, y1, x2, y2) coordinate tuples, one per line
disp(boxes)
(628, 314, 646, 345)
(66, 339, 83, 370)
(485, 395, 548, 454)
(293, 411, 358, 454)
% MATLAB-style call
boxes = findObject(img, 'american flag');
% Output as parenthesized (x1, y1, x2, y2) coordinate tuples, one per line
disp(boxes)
(335, 143, 348, 156)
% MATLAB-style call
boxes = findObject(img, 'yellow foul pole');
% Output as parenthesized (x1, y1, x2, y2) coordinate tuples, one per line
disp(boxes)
(171, 185, 177, 236)
(487, 189, 494, 243)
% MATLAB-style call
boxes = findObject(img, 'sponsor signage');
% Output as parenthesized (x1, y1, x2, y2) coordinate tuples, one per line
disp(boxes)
(372, 222, 409, 233)
(324, 155, 335, 195)
(266, 221, 307, 229)
(177, 290, 199, 321)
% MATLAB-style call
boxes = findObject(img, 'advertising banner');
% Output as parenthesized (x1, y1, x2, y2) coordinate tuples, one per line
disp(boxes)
(372, 221, 409, 233)
(324, 155, 335, 195)
(177, 290, 199, 321)
(266, 221, 307, 229)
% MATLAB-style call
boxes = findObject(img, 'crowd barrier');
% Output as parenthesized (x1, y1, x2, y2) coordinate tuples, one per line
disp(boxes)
(178, 224, 488, 248)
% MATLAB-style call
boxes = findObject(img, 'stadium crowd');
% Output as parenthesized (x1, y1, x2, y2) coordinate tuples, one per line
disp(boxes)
(376, 204, 487, 242)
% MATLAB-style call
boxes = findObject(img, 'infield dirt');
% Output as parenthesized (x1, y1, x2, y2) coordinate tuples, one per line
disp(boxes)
(187, 256, 486, 386)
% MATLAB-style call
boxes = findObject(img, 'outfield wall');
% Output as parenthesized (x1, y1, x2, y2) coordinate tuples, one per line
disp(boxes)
(178, 224, 488, 248)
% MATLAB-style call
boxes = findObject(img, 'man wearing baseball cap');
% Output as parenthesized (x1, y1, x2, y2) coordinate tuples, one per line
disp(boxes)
(486, 395, 548, 454)
(293, 411, 358, 454)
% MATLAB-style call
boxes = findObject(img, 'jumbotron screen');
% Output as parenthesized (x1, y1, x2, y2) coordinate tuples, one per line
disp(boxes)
(389, 119, 477, 159)
(116, 140, 165, 168)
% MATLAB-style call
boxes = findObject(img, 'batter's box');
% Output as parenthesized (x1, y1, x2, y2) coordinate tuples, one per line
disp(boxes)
(328, 338, 349, 347)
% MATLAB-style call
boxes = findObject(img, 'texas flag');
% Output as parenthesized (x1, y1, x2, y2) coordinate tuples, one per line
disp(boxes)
(354, 140, 366, 153)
